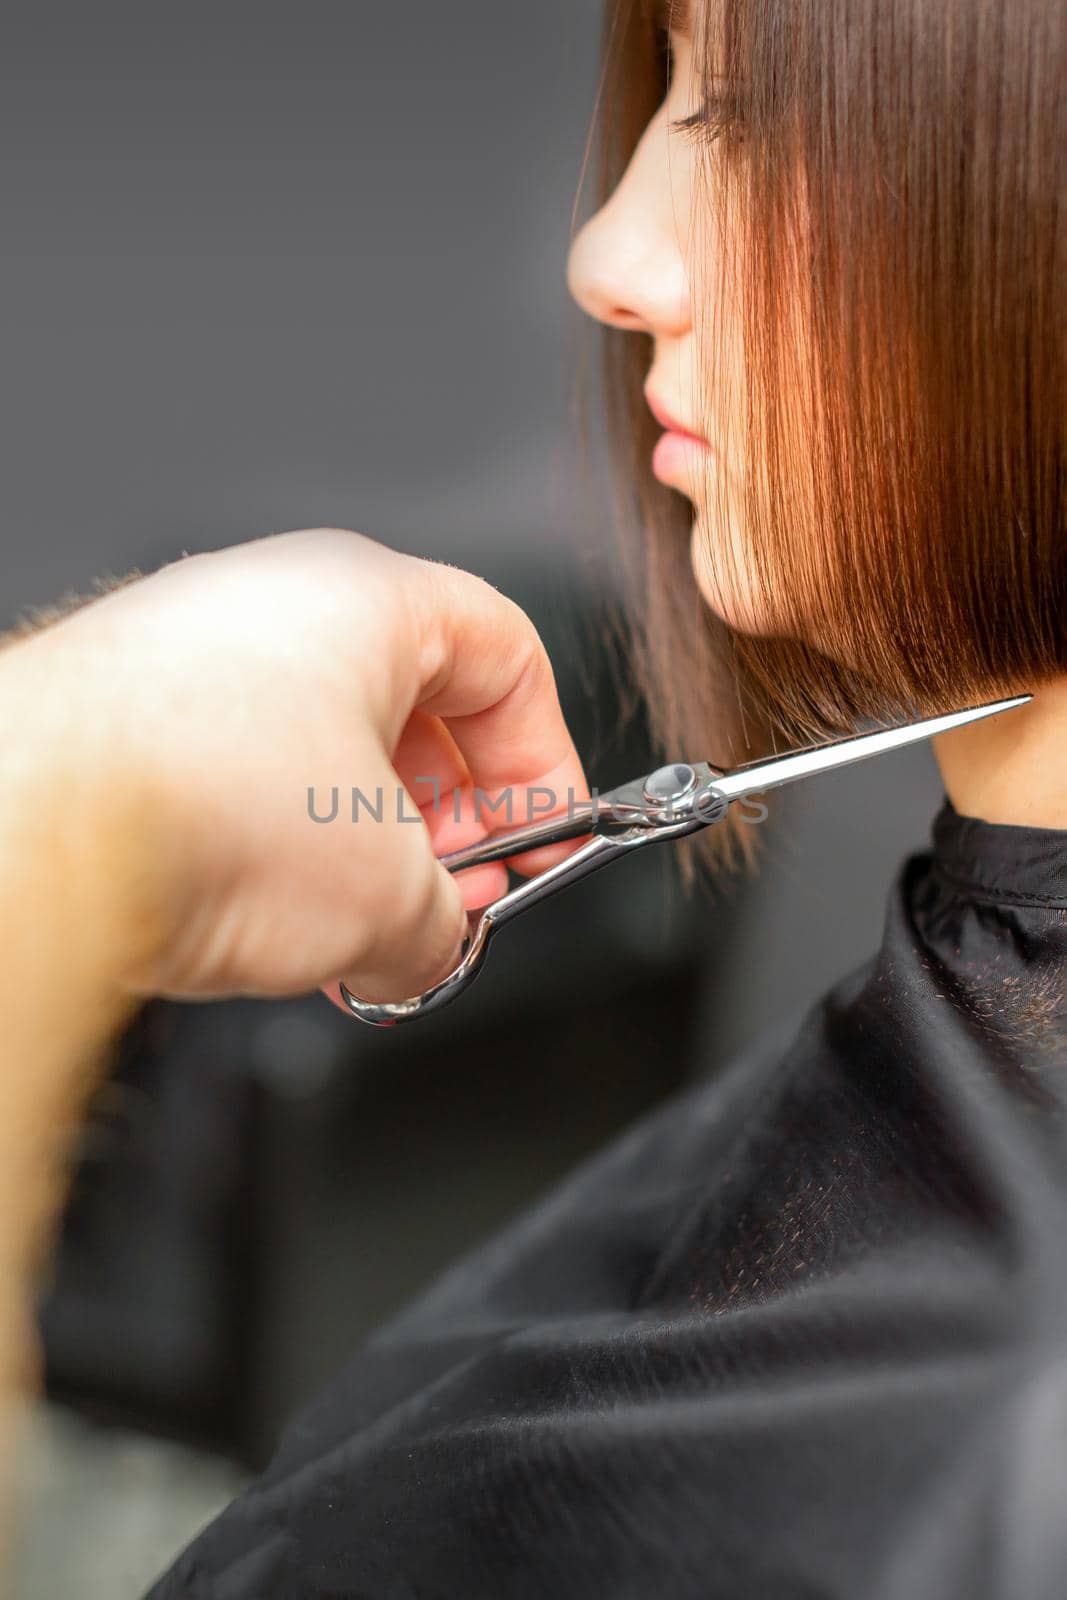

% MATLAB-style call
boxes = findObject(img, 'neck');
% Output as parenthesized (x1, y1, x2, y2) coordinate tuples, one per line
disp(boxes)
(932, 677, 1067, 828)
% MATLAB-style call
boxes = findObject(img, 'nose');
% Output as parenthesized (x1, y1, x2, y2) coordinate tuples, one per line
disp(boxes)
(567, 110, 691, 339)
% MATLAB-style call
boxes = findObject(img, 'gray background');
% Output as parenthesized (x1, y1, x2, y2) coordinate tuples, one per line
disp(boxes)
(2, 4, 943, 1593)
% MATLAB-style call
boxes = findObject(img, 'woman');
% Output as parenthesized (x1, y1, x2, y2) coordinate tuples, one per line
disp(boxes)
(139, 1, 1065, 1595)
(570, 0, 1064, 830)
(0, 0, 1056, 1591)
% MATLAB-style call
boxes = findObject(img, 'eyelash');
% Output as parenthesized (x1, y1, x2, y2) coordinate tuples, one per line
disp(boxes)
(662, 35, 745, 143)
(669, 92, 746, 146)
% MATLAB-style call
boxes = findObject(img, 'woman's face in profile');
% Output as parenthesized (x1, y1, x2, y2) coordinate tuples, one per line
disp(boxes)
(567, 10, 771, 639)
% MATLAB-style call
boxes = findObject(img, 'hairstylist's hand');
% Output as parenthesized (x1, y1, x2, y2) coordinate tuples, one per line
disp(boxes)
(3, 528, 588, 1008)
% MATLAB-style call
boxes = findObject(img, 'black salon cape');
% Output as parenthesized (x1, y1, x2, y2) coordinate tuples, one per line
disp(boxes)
(148, 799, 1067, 1600)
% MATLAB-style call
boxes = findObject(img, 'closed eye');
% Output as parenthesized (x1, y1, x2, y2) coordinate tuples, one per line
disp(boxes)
(670, 96, 739, 143)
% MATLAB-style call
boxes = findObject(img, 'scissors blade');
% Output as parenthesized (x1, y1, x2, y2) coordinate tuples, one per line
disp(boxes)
(712, 694, 1031, 803)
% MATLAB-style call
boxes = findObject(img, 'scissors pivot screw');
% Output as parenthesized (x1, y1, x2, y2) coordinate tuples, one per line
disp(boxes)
(643, 763, 698, 805)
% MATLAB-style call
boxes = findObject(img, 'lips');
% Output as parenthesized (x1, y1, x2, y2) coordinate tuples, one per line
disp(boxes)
(644, 386, 708, 444)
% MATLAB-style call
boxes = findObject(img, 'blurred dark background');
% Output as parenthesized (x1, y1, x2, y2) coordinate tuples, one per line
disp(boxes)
(1, 5, 943, 1593)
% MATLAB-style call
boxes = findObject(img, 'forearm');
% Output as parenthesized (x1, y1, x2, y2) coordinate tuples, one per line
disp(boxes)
(0, 630, 160, 1460)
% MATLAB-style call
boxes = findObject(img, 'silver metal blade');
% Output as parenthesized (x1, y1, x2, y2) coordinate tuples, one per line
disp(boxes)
(712, 695, 1032, 802)
(440, 805, 599, 873)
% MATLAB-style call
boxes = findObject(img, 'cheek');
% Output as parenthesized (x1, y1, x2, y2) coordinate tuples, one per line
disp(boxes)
(685, 392, 777, 636)
(688, 340, 826, 641)
(687, 204, 834, 645)
(689, 508, 780, 637)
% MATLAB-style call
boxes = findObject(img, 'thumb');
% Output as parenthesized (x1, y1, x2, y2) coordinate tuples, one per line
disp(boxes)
(326, 781, 470, 1008)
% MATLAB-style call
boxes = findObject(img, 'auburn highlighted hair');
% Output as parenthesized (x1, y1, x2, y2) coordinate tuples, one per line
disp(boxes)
(577, 0, 1065, 877)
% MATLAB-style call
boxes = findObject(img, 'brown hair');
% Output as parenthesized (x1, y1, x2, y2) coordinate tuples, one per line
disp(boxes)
(576, 0, 1065, 878)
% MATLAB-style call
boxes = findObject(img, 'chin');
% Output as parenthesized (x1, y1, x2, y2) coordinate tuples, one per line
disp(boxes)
(689, 521, 778, 638)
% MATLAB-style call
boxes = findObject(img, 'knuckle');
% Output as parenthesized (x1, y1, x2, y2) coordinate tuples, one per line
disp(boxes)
(292, 526, 363, 559)
(470, 583, 545, 678)
(266, 527, 366, 569)
(507, 615, 554, 693)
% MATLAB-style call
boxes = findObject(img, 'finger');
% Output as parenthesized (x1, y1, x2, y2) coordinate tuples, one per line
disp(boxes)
(320, 739, 469, 1006)
(392, 708, 508, 906)
(410, 565, 591, 876)
(391, 708, 469, 823)
(319, 772, 506, 1019)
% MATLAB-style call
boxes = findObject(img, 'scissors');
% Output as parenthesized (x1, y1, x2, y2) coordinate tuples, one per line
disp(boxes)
(339, 694, 1030, 1027)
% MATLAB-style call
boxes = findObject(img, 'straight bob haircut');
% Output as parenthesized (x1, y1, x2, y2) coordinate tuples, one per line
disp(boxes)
(578, 0, 1065, 876)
